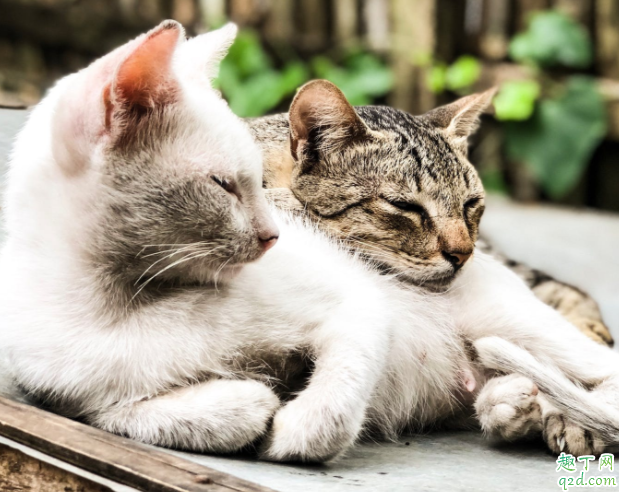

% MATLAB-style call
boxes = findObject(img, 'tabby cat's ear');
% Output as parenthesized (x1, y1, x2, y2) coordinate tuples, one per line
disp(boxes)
(104, 20, 184, 130)
(422, 88, 496, 154)
(289, 80, 372, 170)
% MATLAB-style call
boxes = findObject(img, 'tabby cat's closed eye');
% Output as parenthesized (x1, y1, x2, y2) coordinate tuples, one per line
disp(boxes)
(386, 199, 428, 217)
(463, 197, 482, 211)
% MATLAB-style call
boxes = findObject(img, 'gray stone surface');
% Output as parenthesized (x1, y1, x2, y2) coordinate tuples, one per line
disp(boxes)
(168, 433, 610, 492)
(1, 107, 619, 491)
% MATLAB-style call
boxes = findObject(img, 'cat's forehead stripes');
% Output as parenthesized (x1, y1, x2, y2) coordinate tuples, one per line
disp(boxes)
(349, 106, 479, 202)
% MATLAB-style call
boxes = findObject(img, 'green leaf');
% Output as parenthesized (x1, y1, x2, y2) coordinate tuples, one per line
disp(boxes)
(445, 55, 481, 91)
(310, 52, 393, 106)
(227, 71, 285, 117)
(504, 76, 606, 199)
(279, 62, 310, 94)
(494, 80, 541, 121)
(509, 11, 592, 68)
(225, 30, 272, 78)
(219, 29, 392, 116)
(427, 64, 447, 94)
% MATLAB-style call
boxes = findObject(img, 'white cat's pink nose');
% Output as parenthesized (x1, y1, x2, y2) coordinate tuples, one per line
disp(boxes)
(259, 234, 278, 253)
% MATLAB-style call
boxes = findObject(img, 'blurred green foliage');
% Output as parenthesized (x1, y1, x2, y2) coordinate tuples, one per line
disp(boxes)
(311, 51, 393, 105)
(216, 30, 393, 117)
(505, 77, 606, 199)
(217, 31, 308, 117)
(509, 11, 592, 68)
(494, 80, 540, 121)
(501, 11, 606, 199)
(427, 10, 606, 200)
(427, 56, 482, 94)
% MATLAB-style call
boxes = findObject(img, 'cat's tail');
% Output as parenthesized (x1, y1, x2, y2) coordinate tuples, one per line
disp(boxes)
(474, 336, 619, 442)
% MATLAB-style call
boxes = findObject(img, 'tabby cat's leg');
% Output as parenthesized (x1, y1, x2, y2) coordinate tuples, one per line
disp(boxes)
(475, 375, 604, 455)
(91, 379, 280, 452)
(530, 278, 613, 346)
(541, 395, 605, 456)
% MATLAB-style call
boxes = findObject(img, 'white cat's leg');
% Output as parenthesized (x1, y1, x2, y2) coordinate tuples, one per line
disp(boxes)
(92, 379, 280, 452)
(261, 296, 392, 463)
(454, 252, 619, 386)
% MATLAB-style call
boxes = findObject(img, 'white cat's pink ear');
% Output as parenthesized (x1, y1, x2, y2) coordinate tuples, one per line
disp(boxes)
(175, 23, 237, 82)
(422, 88, 497, 153)
(104, 20, 184, 128)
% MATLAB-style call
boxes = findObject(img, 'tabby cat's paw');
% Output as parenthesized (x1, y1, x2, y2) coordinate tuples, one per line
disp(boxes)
(571, 317, 614, 347)
(260, 397, 360, 463)
(543, 413, 605, 456)
(475, 374, 543, 441)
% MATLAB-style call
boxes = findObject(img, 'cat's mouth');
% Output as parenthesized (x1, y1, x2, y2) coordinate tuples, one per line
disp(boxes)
(353, 245, 464, 290)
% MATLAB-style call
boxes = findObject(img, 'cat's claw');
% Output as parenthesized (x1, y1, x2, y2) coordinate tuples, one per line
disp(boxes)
(557, 436, 566, 451)
(543, 413, 604, 456)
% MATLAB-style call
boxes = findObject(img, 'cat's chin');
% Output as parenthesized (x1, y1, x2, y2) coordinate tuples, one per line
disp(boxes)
(417, 276, 456, 292)
(213, 264, 244, 282)
(188, 264, 245, 285)
(390, 268, 460, 292)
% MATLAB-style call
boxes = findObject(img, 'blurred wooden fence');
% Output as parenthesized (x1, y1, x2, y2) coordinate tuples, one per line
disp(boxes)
(1, 0, 619, 136)
(212, 0, 619, 137)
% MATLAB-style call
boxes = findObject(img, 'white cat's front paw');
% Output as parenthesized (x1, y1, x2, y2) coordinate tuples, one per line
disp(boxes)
(475, 374, 543, 440)
(543, 412, 605, 456)
(260, 397, 362, 463)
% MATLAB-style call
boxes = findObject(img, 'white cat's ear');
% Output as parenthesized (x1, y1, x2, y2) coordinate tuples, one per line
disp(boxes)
(104, 20, 184, 129)
(289, 79, 374, 170)
(422, 88, 496, 154)
(175, 23, 237, 82)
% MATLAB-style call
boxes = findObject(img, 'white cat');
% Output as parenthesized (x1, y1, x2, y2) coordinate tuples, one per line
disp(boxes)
(1, 20, 618, 464)
(0, 21, 400, 461)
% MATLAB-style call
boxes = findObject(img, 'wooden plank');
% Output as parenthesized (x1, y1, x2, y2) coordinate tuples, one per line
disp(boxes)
(199, 0, 227, 29)
(263, 0, 294, 46)
(514, 0, 550, 30)
(230, 0, 264, 26)
(333, 0, 358, 48)
(479, 0, 510, 60)
(0, 443, 114, 492)
(0, 397, 276, 492)
(363, 0, 390, 52)
(297, 0, 329, 52)
(389, 0, 436, 114)
(552, 0, 592, 26)
(172, 0, 199, 28)
(595, 0, 619, 80)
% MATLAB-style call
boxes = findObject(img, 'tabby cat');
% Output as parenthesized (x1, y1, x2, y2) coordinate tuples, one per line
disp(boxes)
(249, 80, 613, 346)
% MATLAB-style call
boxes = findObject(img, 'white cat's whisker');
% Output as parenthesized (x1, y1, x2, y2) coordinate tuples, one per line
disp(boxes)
(134, 243, 222, 286)
(130, 250, 214, 304)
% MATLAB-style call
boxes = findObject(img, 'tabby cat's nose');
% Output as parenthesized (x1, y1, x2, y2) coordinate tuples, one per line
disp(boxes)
(443, 250, 472, 267)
